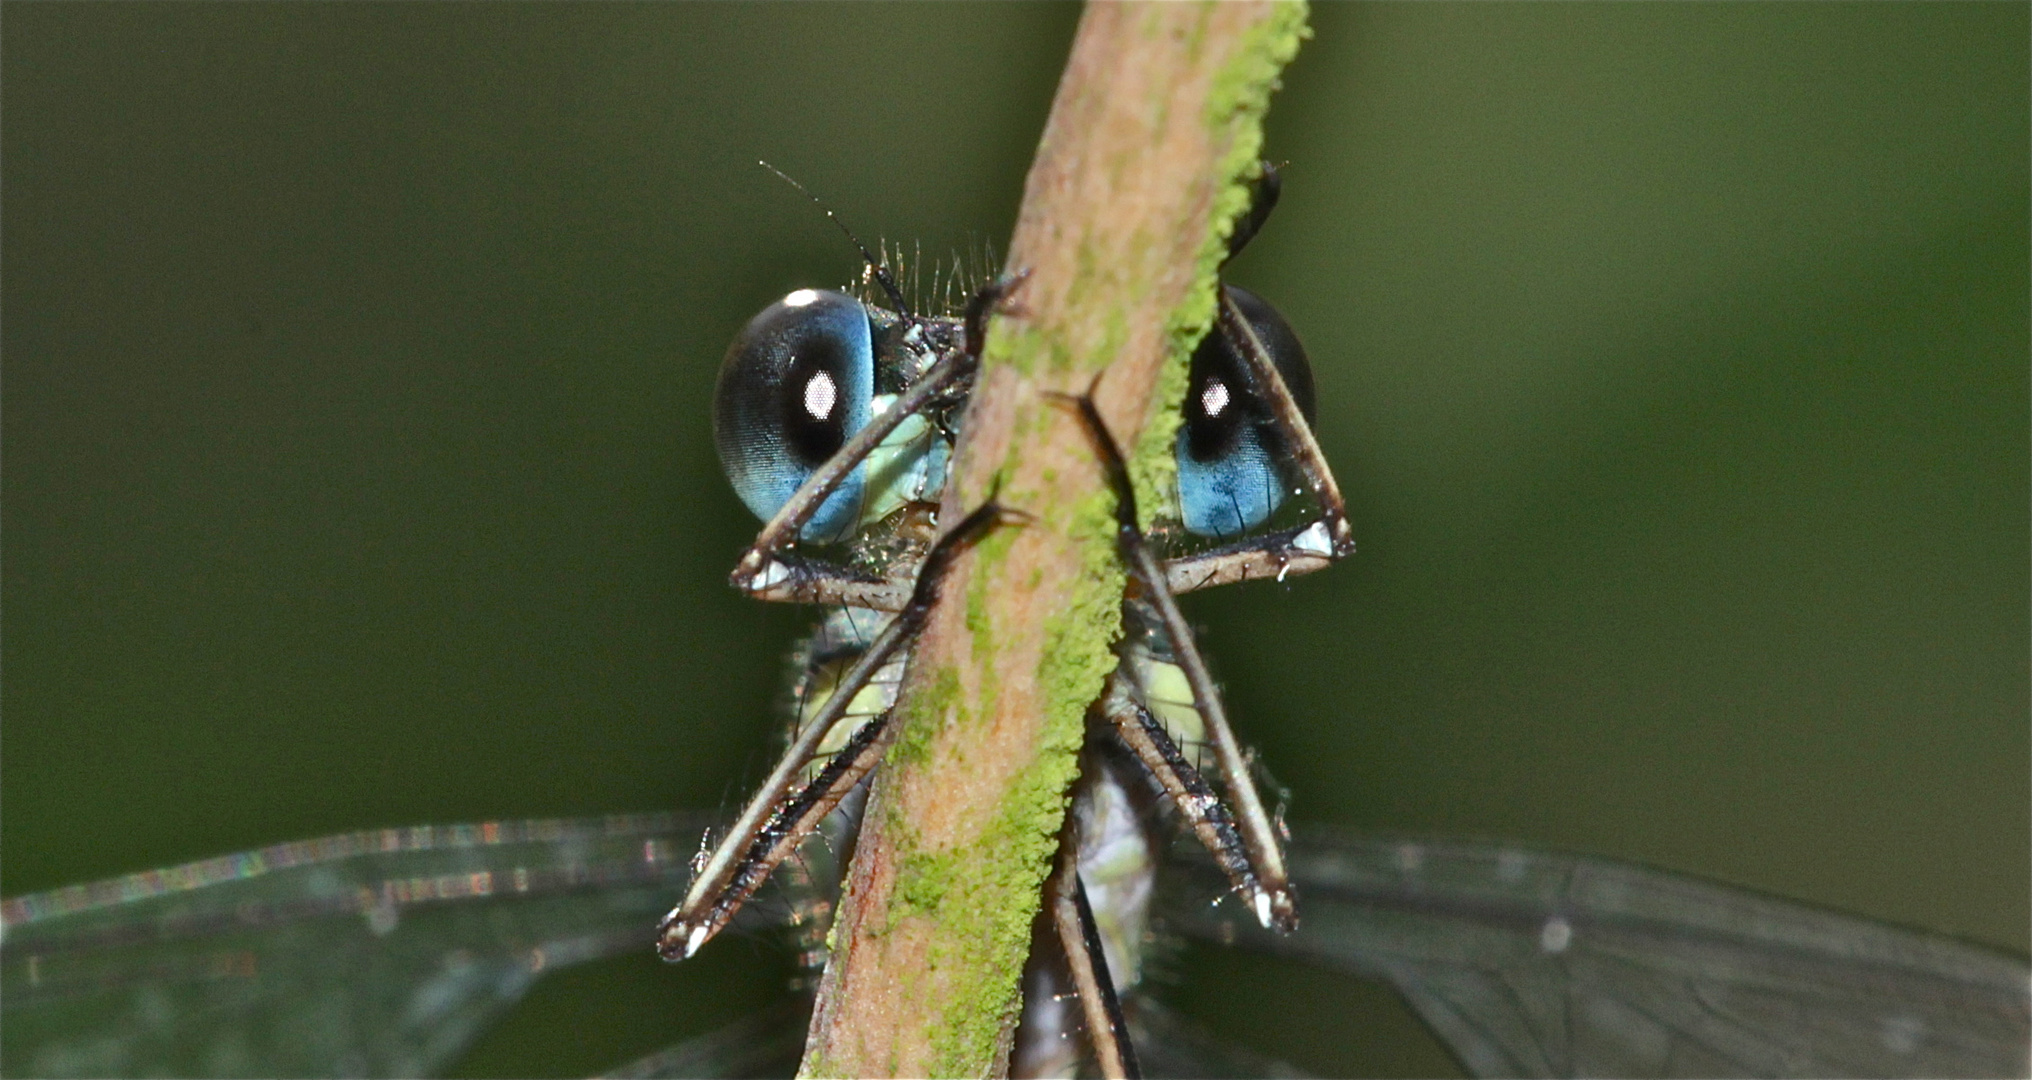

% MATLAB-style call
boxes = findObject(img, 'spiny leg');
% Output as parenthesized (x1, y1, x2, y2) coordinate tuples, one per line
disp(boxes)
(669, 697, 895, 963)
(1100, 672, 1261, 915)
(1158, 287, 1355, 596)
(1163, 162, 1353, 595)
(730, 271, 1028, 596)
(1216, 285, 1352, 557)
(659, 498, 1014, 959)
(747, 504, 946, 612)
(740, 552, 916, 612)
(1050, 391, 1296, 931)
(1046, 830, 1140, 1080)
(1160, 521, 1335, 595)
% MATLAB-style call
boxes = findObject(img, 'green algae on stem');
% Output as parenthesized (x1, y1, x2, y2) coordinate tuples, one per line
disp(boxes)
(799, 4, 1309, 1076)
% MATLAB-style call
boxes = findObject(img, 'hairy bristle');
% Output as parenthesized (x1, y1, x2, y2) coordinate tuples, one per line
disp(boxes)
(849, 235, 1004, 316)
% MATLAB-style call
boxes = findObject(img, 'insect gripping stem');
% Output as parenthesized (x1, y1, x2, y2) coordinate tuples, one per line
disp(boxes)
(800, 5, 1310, 1077)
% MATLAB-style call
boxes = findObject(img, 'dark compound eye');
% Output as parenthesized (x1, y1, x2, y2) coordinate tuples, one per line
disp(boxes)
(713, 289, 875, 542)
(1175, 285, 1316, 539)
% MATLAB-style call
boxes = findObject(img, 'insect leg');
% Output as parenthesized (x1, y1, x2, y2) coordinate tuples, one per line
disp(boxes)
(1160, 285, 1355, 596)
(660, 497, 1013, 959)
(1046, 831, 1141, 1080)
(1159, 522, 1336, 595)
(1100, 671, 1261, 912)
(1050, 392, 1296, 931)
(662, 696, 897, 962)
(730, 272, 1029, 596)
(1219, 285, 1353, 558)
(739, 555, 915, 612)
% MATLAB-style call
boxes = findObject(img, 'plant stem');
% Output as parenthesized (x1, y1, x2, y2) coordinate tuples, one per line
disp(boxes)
(799, 4, 1308, 1076)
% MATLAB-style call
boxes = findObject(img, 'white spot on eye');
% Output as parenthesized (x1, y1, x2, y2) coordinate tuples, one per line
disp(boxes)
(803, 371, 838, 422)
(1539, 916, 1573, 954)
(1879, 1013, 1925, 1055)
(783, 289, 821, 308)
(1200, 379, 1232, 419)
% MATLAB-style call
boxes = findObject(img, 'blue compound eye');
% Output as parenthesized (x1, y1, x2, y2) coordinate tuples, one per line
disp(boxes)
(713, 289, 875, 542)
(1175, 285, 1316, 539)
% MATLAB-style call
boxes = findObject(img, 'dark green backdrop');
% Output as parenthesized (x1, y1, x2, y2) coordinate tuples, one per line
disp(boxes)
(5, 4, 2025, 1076)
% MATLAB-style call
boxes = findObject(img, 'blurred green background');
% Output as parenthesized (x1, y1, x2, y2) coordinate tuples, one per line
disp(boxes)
(4, 4, 2025, 1076)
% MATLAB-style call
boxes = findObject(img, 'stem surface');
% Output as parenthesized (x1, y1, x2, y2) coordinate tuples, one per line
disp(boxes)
(800, 5, 1308, 1076)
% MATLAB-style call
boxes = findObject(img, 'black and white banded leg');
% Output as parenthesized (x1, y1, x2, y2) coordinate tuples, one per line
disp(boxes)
(658, 498, 1015, 959)
(1051, 392, 1297, 931)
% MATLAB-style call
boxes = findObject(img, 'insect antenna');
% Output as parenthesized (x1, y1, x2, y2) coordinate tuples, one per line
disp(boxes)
(758, 161, 914, 318)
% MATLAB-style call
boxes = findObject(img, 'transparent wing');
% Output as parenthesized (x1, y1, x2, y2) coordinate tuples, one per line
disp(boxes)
(15, 818, 2025, 1079)
(596, 1000, 809, 1080)
(1126, 997, 1312, 1079)
(0, 814, 766, 1079)
(1161, 829, 2031, 1078)
(589, 995, 1310, 1080)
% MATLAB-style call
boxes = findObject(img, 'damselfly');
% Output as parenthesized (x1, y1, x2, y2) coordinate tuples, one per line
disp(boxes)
(650, 162, 1352, 1076)
(3, 171, 2026, 1079)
